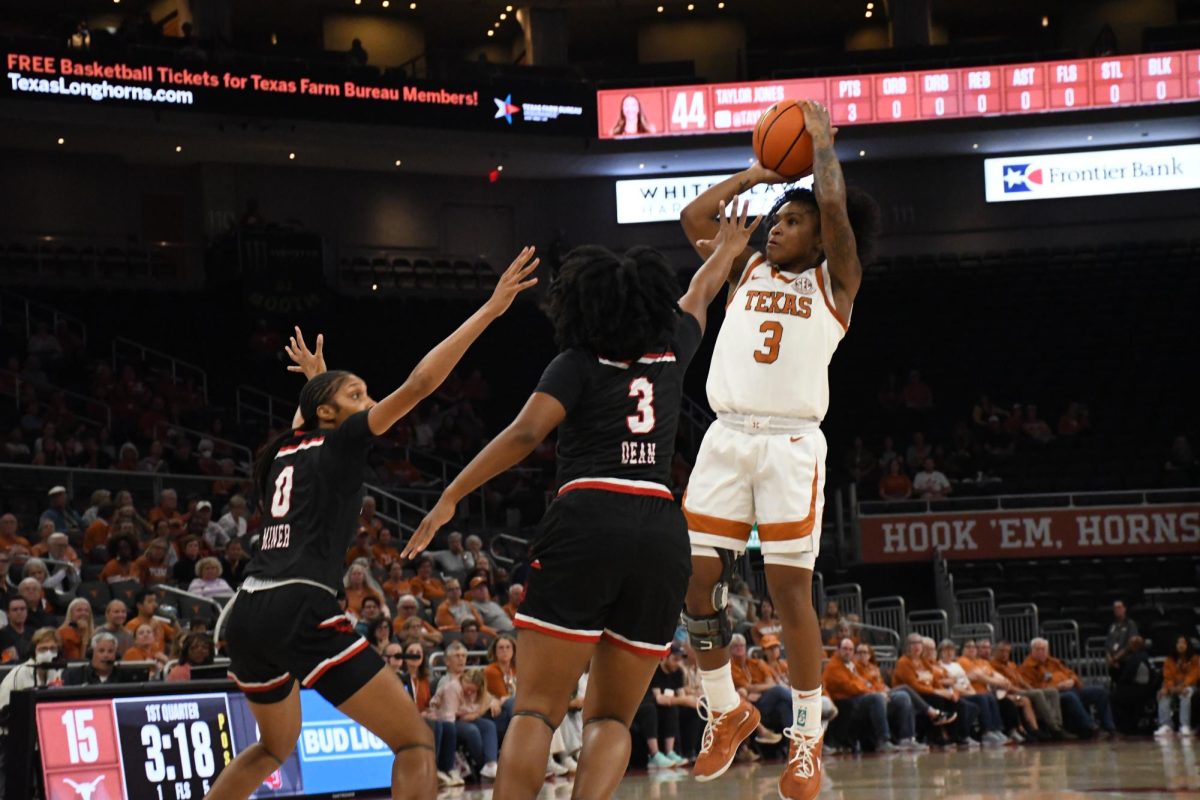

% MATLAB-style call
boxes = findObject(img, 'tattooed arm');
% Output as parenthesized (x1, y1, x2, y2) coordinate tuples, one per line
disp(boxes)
(679, 163, 785, 288)
(799, 99, 860, 316)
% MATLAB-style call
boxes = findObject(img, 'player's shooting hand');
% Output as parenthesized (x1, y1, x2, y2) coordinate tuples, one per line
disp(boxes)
(798, 100, 836, 147)
(402, 496, 456, 560)
(747, 159, 788, 186)
(285, 326, 326, 379)
(483, 246, 540, 318)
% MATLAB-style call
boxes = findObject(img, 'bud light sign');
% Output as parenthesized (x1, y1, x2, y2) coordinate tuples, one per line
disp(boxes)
(984, 143, 1200, 202)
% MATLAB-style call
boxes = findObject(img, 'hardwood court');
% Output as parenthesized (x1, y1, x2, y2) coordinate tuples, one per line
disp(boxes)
(431, 739, 1200, 799)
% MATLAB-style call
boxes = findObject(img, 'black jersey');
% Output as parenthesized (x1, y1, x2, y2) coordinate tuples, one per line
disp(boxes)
(535, 313, 703, 488)
(245, 410, 374, 591)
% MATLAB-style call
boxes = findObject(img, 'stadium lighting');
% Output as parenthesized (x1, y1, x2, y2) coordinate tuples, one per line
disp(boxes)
(859, 150, 866, 157)
(487, 29, 494, 36)
(175, 145, 183, 153)
(288, 152, 296, 160)
(1041, 16, 1050, 27)
(57, 137, 65, 145)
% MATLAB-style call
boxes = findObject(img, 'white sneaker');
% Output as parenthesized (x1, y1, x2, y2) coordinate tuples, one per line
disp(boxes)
(559, 754, 579, 773)
(480, 761, 498, 780)
(1155, 725, 1176, 738)
(898, 738, 929, 751)
(546, 755, 569, 777)
(437, 770, 454, 787)
(1180, 726, 1195, 737)
(448, 769, 465, 786)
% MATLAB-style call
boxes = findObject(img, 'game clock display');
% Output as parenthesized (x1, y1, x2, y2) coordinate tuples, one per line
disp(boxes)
(32, 688, 388, 800)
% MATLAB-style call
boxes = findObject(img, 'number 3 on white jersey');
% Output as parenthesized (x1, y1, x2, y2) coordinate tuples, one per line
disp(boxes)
(271, 465, 295, 517)
(627, 377, 656, 434)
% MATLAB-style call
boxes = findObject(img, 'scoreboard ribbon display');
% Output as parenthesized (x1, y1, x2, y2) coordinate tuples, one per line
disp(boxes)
(597, 49, 1200, 139)
(34, 689, 393, 799)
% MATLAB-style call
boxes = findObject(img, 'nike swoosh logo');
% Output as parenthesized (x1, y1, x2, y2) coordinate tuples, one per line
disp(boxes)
(790, 436, 805, 443)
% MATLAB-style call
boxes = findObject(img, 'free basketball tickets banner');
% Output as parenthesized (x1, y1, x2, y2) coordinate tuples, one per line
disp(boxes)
(597, 49, 1200, 139)
(859, 503, 1200, 563)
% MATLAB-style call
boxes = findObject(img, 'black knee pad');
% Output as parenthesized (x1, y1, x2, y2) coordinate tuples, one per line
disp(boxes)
(683, 610, 732, 652)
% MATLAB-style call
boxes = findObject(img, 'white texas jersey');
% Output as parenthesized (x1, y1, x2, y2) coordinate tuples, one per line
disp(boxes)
(706, 251, 849, 421)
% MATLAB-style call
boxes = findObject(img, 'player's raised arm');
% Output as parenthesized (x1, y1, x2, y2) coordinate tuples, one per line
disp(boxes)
(401, 392, 566, 559)
(366, 247, 539, 436)
(678, 200, 762, 334)
(800, 99, 861, 314)
(680, 163, 784, 282)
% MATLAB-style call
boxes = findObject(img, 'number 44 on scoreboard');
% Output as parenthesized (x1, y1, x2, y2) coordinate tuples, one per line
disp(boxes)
(669, 89, 707, 131)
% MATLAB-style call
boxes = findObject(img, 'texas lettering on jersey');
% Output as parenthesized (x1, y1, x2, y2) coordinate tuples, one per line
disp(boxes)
(742, 289, 813, 318)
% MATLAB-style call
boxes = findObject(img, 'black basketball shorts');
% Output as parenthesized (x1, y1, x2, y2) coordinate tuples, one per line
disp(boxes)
(515, 478, 691, 657)
(221, 582, 383, 705)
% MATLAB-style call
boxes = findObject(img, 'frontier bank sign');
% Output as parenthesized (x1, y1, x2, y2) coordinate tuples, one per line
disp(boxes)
(984, 143, 1200, 202)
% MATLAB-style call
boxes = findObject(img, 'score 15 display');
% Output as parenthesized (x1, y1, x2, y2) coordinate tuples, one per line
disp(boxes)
(596, 48, 1200, 139)
(35, 689, 393, 799)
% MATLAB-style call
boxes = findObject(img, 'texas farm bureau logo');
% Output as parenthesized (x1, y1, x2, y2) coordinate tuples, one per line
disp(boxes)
(1002, 163, 1044, 193)
(494, 93, 521, 124)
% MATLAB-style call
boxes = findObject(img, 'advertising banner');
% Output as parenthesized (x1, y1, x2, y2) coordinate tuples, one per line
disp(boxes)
(860, 503, 1200, 563)
(983, 143, 1200, 202)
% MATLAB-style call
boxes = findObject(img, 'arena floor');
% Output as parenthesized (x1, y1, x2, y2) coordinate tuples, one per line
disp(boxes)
(427, 739, 1200, 799)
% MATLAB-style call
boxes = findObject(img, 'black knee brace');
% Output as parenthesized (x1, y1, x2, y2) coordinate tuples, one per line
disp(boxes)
(683, 610, 732, 652)
(709, 546, 738, 612)
(513, 709, 557, 734)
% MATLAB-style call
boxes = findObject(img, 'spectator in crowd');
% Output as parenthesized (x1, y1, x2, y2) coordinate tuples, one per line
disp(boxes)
(357, 495, 385, 540)
(0, 595, 33, 662)
(354, 595, 387, 638)
(172, 536, 203, 585)
(751, 596, 783, 646)
(819, 601, 841, 644)
(459, 619, 493, 653)
(372, 529, 401, 570)
(1165, 435, 1196, 483)
(367, 616, 395, 655)
(167, 633, 214, 681)
(392, 594, 443, 648)
(983, 415, 1016, 462)
(192, 501, 227, 552)
(1057, 402, 1089, 438)
(41, 486, 81, 533)
(937, 640, 1007, 744)
(1111, 635, 1156, 734)
(0, 628, 64, 712)
(906, 432, 932, 472)
(0, 548, 12, 597)
(27, 322, 62, 363)
(0, 514, 30, 549)
(844, 436, 876, 488)
(892, 634, 976, 746)
(877, 435, 899, 471)
(856, 643, 943, 746)
(138, 440, 167, 473)
(501, 584, 523, 620)
(483, 633, 517, 704)
(100, 532, 138, 583)
(147, 488, 182, 527)
(42, 531, 81, 576)
(432, 532, 470, 581)
(958, 640, 1040, 742)
(1021, 404, 1054, 444)
(430, 644, 499, 781)
(642, 644, 695, 768)
(464, 534, 487, 573)
(123, 589, 178, 656)
(221, 538, 249, 588)
(19, 576, 58, 628)
(394, 641, 462, 789)
(81, 489, 111, 526)
(188, 557, 234, 599)
(1021, 637, 1115, 738)
(902, 370, 933, 410)
(878, 459, 913, 501)
(411, 556, 446, 604)
(382, 562, 412, 604)
(216, 494, 249, 540)
(123, 623, 169, 677)
(62, 632, 131, 685)
(726, 578, 759, 631)
(56, 597, 95, 660)
(1157, 636, 1197, 738)
(913, 458, 953, 500)
(82, 503, 116, 554)
(348, 37, 368, 65)
(728, 633, 785, 743)
(823, 638, 900, 752)
(115, 442, 140, 471)
(826, 618, 858, 649)
(98, 599, 133, 655)
(986, 639, 1064, 738)
(468, 575, 513, 632)
(436, 578, 485, 632)
(133, 539, 171, 588)
(1106, 600, 1138, 675)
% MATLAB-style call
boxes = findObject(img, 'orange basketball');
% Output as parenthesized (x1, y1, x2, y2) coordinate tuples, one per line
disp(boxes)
(752, 99, 813, 179)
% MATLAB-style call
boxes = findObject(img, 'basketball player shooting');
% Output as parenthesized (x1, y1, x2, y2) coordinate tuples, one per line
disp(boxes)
(678, 99, 879, 800)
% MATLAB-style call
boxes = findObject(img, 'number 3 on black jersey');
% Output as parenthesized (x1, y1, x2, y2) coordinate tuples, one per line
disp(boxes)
(271, 465, 295, 518)
(626, 377, 656, 434)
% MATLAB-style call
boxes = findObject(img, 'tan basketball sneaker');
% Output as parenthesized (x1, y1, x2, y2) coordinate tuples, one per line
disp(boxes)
(778, 726, 823, 800)
(692, 697, 761, 782)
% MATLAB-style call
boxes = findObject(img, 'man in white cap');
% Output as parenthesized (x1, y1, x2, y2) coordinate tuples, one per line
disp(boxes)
(39, 486, 81, 534)
(194, 501, 228, 552)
